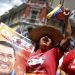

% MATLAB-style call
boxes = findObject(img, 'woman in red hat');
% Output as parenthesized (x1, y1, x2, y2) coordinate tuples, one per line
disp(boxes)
(22, 8, 72, 75)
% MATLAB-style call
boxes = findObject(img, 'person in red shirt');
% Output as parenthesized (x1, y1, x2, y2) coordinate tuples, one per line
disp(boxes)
(22, 8, 72, 75)
(61, 48, 75, 75)
(15, 8, 72, 75)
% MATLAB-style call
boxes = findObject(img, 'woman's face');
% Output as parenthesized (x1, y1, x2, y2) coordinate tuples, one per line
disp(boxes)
(39, 36, 52, 50)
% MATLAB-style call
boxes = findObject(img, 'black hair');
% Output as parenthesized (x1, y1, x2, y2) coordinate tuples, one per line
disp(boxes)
(0, 41, 15, 56)
(27, 26, 34, 33)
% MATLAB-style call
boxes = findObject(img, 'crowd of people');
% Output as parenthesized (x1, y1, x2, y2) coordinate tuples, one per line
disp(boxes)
(0, 8, 75, 75)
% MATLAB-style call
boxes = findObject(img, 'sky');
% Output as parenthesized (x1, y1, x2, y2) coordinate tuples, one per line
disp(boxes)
(0, 0, 27, 16)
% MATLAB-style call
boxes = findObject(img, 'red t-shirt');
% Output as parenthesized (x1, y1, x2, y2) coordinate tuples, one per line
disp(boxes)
(61, 48, 75, 75)
(26, 48, 63, 75)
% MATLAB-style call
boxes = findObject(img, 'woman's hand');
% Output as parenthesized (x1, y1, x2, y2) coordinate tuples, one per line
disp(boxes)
(64, 8, 70, 18)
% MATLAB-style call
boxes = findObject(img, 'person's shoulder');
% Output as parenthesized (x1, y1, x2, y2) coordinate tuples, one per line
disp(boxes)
(64, 48, 75, 60)
(69, 48, 75, 54)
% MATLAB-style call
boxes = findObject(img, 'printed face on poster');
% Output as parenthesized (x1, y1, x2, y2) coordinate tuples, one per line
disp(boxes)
(0, 22, 35, 75)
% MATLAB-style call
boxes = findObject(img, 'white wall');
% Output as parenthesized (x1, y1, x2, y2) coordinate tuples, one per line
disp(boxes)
(64, 0, 75, 10)
(51, 0, 75, 10)
(51, 0, 60, 8)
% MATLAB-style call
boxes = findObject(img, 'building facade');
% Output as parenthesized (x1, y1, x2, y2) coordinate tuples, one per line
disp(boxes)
(0, 0, 75, 37)
(0, 0, 51, 30)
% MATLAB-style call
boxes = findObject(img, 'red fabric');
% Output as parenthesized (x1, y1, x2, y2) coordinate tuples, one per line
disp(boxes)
(57, 9, 64, 20)
(68, 61, 75, 75)
(26, 48, 63, 75)
(15, 50, 30, 72)
(61, 48, 75, 75)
